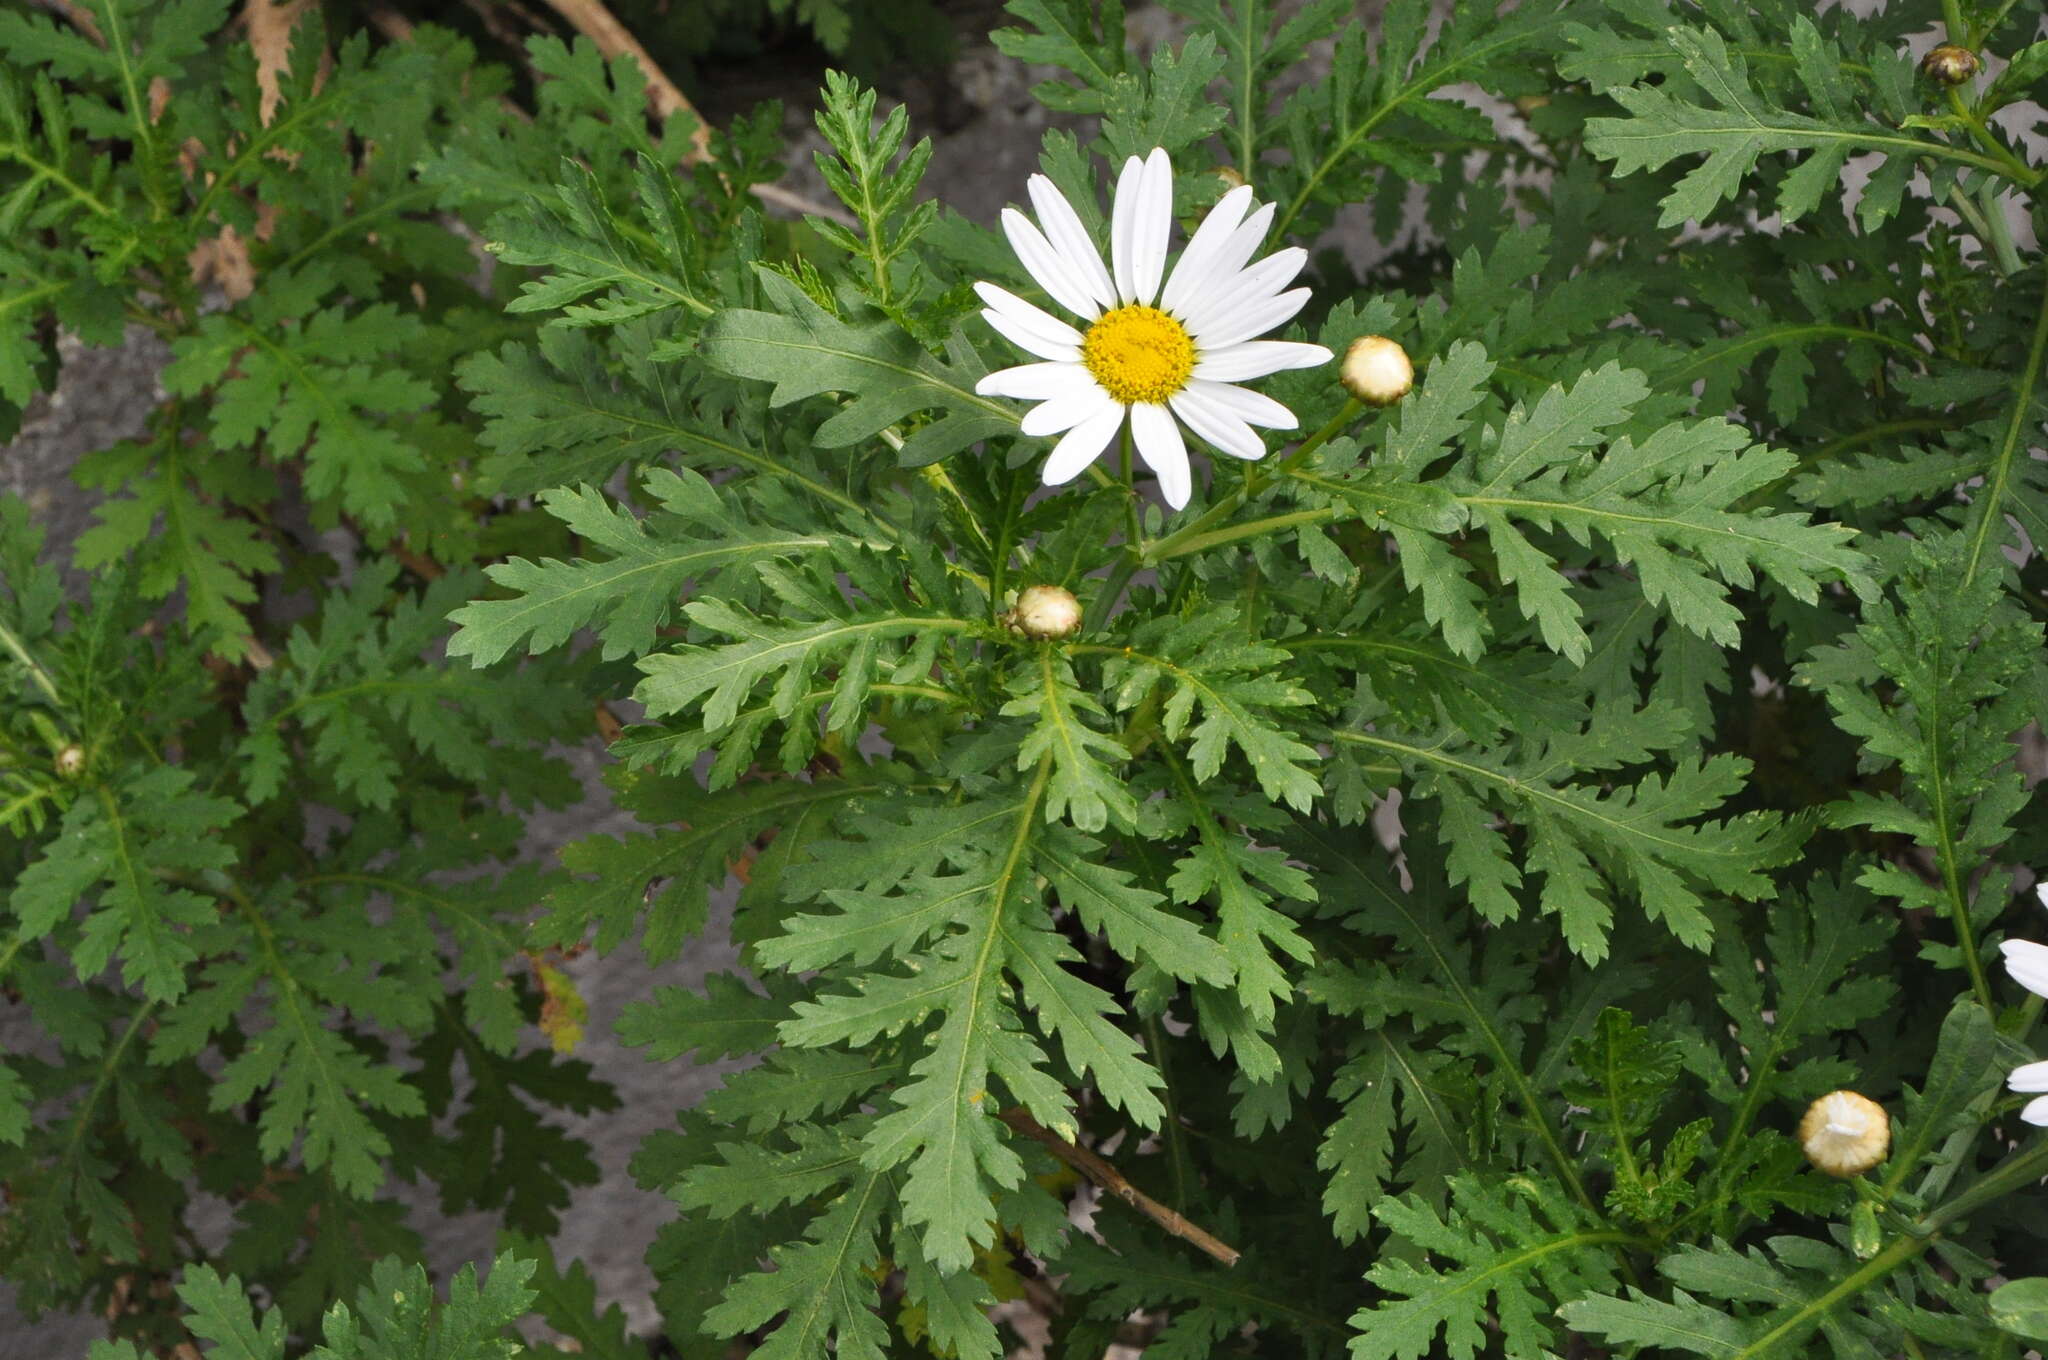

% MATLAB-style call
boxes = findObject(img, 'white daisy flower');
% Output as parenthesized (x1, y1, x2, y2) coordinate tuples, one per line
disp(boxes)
(2010, 1058, 2048, 1128)
(2003, 937, 2048, 999)
(973, 147, 1332, 511)
(2000, 903, 2048, 1125)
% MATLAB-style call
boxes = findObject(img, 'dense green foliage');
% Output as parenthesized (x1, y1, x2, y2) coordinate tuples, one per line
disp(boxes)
(4, 0, 2048, 1355)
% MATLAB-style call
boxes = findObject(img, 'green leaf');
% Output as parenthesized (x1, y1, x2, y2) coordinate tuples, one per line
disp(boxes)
(1331, 706, 1801, 960)
(175, 1265, 288, 1360)
(1350, 1173, 1623, 1360)
(1002, 648, 1136, 832)
(12, 766, 238, 1002)
(163, 274, 437, 534)
(809, 71, 937, 303)
(491, 156, 713, 326)
(1798, 539, 2040, 956)
(312, 1253, 536, 1360)
(1106, 609, 1321, 812)
(701, 1171, 889, 1360)
(447, 468, 837, 666)
(1584, 24, 1948, 229)
(497, 1233, 649, 1360)
(240, 558, 583, 810)
(701, 266, 1016, 467)
(1989, 1277, 2048, 1344)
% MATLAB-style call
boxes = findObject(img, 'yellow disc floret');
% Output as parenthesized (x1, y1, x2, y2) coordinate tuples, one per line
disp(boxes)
(1082, 305, 1195, 405)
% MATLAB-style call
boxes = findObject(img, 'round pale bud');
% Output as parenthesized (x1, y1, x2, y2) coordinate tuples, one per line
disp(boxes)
(1213, 165, 1247, 190)
(1340, 336, 1414, 406)
(1921, 44, 1980, 86)
(1799, 1090, 1890, 1178)
(1009, 585, 1082, 640)
(55, 745, 86, 779)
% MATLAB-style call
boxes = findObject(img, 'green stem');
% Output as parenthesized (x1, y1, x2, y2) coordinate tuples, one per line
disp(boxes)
(1929, 807, 1998, 1019)
(1725, 1136, 2048, 1359)
(1142, 398, 1362, 563)
(1118, 425, 1143, 560)
(1149, 507, 1337, 562)
(0, 616, 62, 707)
(1962, 262, 2048, 585)
(1141, 1014, 1192, 1210)
(1973, 0, 2023, 46)
(1925, 1131, 2048, 1230)
(1975, 181, 2025, 278)
(1941, 0, 1967, 40)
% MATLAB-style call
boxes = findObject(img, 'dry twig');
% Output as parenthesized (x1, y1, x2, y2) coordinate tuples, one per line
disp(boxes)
(536, 0, 856, 225)
(33, 0, 102, 44)
(539, 0, 710, 159)
(997, 1107, 1243, 1268)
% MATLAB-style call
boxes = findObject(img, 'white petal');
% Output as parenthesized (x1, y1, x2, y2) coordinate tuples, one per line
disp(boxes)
(1021, 384, 1116, 437)
(1028, 175, 1115, 310)
(2010, 1059, 2048, 1093)
(1111, 149, 1174, 306)
(2002, 939, 2048, 999)
(976, 361, 1096, 400)
(1193, 340, 1333, 382)
(1109, 155, 1146, 306)
(2036, 881, 2048, 909)
(1042, 402, 1125, 486)
(981, 308, 1080, 362)
(1170, 387, 1266, 461)
(1191, 287, 1313, 351)
(1179, 247, 1308, 336)
(2026, 1094, 2048, 1127)
(1134, 148, 1174, 306)
(977, 282, 1083, 361)
(1161, 184, 1254, 316)
(1130, 401, 1191, 510)
(1168, 200, 1276, 316)
(976, 282, 1084, 342)
(1001, 208, 1101, 322)
(1184, 377, 1297, 430)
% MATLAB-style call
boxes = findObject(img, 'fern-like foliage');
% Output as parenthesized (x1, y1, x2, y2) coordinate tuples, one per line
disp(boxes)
(87, 1254, 538, 1360)
(1799, 541, 2044, 982)
(1351, 1173, 1625, 1360)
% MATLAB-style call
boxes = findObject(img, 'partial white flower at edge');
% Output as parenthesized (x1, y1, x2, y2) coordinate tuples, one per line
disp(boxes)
(2000, 882, 2048, 1126)
(973, 147, 1333, 511)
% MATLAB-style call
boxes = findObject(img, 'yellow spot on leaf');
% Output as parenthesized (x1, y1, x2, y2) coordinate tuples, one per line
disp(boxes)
(535, 961, 588, 1054)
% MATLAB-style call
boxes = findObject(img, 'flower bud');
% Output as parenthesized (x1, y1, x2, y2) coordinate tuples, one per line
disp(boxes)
(1921, 44, 1980, 86)
(1340, 336, 1414, 406)
(1212, 165, 1247, 190)
(55, 745, 86, 780)
(1799, 1090, 1890, 1177)
(1007, 584, 1082, 640)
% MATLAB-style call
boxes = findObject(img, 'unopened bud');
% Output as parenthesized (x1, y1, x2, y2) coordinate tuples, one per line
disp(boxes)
(1799, 1090, 1890, 1177)
(1921, 44, 1980, 86)
(55, 745, 86, 779)
(1007, 585, 1082, 640)
(1340, 336, 1414, 406)
(1213, 165, 1247, 190)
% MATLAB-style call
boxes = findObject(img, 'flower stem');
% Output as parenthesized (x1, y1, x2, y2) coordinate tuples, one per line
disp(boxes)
(0, 617, 61, 707)
(1142, 397, 1363, 564)
(1118, 424, 1143, 558)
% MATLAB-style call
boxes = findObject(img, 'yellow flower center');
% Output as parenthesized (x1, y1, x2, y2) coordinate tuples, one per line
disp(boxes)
(1081, 305, 1195, 405)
